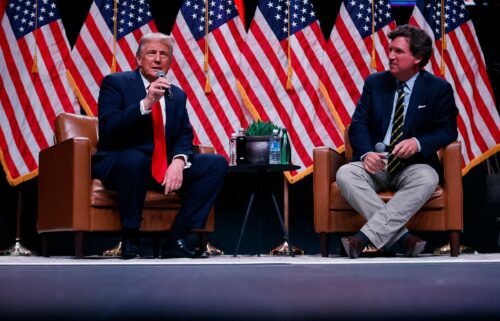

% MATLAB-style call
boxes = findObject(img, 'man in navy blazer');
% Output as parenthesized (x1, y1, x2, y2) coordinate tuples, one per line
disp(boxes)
(336, 25, 458, 258)
(92, 33, 227, 259)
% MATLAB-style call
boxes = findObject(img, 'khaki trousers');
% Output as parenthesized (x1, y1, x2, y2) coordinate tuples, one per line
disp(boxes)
(336, 162, 438, 249)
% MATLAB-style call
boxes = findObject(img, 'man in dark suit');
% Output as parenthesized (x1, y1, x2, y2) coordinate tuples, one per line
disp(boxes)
(92, 33, 227, 259)
(336, 25, 458, 258)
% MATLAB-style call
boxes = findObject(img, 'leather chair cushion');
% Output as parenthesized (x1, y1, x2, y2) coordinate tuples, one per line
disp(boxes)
(90, 179, 182, 209)
(330, 182, 445, 210)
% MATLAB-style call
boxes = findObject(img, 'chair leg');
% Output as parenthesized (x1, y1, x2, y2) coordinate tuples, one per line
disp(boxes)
(449, 231, 460, 257)
(41, 234, 49, 257)
(75, 232, 84, 259)
(320, 233, 329, 257)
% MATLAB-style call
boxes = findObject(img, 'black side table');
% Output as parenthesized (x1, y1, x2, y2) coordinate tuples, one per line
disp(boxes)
(228, 164, 300, 257)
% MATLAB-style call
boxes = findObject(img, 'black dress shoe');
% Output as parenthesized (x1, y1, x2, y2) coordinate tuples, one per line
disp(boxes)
(403, 235, 426, 257)
(121, 238, 141, 260)
(196, 249, 210, 259)
(341, 235, 365, 259)
(162, 239, 209, 259)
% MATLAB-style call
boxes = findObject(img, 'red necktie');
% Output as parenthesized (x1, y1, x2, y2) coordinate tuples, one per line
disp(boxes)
(151, 101, 167, 183)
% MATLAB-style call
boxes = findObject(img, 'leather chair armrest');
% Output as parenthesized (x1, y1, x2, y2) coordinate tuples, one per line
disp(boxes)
(313, 147, 345, 232)
(441, 140, 463, 230)
(193, 145, 215, 154)
(37, 137, 92, 232)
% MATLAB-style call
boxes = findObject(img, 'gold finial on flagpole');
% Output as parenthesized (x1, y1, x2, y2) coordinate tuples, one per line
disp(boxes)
(204, 0, 212, 94)
(110, 0, 118, 73)
(31, 0, 39, 74)
(285, 0, 293, 91)
(370, 0, 377, 69)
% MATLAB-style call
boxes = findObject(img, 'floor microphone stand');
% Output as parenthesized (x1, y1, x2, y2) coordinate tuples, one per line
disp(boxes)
(1, 184, 32, 256)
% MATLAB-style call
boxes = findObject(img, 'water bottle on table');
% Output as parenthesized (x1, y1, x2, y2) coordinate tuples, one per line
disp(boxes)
(280, 128, 291, 165)
(229, 133, 237, 166)
(269, 129, 281, 164)
(236, 128, 247, 165)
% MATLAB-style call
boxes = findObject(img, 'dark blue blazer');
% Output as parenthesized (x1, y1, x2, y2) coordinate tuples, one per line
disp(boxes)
(349, 71, 458, 174)
(92, 69, 194, 179)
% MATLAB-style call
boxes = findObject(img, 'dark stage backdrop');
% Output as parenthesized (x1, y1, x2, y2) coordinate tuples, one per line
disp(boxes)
(0, 0, 499, 255)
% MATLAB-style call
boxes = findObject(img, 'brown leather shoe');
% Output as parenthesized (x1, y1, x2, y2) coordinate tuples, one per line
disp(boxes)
(341, 235, 365, 259)
(403, 235, 426, 257)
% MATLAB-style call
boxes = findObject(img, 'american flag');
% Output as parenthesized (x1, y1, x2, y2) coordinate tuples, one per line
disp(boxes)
(168, 0, 252, 157)
(237, 0, 344, 183)
(67, 0, 157, 116)
(320, 0, 396, 133)
(410, 0, 500, 174)
(0, 0, 80, 185)
(0, 0, 7, 16)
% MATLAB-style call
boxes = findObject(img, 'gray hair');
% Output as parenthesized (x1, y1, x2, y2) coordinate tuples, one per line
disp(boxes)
(136, 32, 175, 57)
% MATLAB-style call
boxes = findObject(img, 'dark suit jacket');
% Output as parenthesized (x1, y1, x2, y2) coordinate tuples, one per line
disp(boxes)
(92, 69, 193, 179)
(349, 71, 458, 174)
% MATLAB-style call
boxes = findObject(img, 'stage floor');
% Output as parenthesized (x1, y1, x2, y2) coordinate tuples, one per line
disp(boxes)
(1, 254, 500, 321)
(1, 252, 500, 265)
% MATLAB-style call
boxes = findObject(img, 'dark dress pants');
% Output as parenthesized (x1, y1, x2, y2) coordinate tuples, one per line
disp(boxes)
(94, 150, 227, 236)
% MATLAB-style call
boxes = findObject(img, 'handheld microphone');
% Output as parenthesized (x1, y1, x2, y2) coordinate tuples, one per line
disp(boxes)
(155, 71, 173, 100)
(375, 142, 393, 156)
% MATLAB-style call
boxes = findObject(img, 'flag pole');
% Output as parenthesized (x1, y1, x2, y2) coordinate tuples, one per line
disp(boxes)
(440, 0, 446, 75)
(0, 185, 32, 256)
(204, 0, 211, 94)
(370, 0, 377, 69)
(285, 0, 293, 90)
(110, 0, 118, 73)
(31, 0, 38, 73)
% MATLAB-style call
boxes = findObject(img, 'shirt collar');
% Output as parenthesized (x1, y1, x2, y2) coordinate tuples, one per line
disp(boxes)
(398, 72, 419, 93)
(139, 71, 151, 91)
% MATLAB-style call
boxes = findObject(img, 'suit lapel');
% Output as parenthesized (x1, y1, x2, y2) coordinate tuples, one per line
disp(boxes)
(129, 69, 147, 102)
(403, 72, 425, 135)
(382, 77, 397, 135)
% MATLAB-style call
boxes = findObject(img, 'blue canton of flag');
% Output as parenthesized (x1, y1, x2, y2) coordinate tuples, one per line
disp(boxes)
(259, 0, 316, 41)
(182, 0, 239, 40)
(97, 0, 153, 40)
(345, 0, 393, 39)
(7, 0, 60, 39)
(417, 0, 469, 39)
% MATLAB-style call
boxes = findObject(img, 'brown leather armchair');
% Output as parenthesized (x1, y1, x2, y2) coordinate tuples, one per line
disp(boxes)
(38, 113, 215, 258)
(313, 126, 463, 257)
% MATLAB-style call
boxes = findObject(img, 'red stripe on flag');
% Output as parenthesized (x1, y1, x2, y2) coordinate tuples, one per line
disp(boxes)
(0, 124, 20, 178)
(38, 27, 73, 115)
(170, 61, 227, 157)
(447, 30, 500, 141)
(336, 18, 371, 80)
(435, 39, 489, 153)
(286, 33, 330, 146)
(85, 14, 114, 71)
(323, 42, 359, 122)
(171, 26, 228, 154)
(173, 27, 230, 129)
(0, 78, 37, 172)
(460, 23, 496, 100)
(0, 30, 49, 151)
(241, 25, 312, 164)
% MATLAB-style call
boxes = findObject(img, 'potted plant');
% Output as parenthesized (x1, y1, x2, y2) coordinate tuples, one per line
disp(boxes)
(244, 120, 281, 164)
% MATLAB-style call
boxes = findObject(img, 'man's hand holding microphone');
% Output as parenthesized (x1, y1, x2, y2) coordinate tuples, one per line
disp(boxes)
(363, 138, 418, 174)
(144, 71, 172, 111)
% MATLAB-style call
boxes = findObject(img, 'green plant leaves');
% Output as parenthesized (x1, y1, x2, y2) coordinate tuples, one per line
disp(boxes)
(245, 120, 281, 136)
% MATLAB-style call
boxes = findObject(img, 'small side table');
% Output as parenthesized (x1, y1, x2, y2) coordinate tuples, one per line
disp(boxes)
(229, 164, 300, 257)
